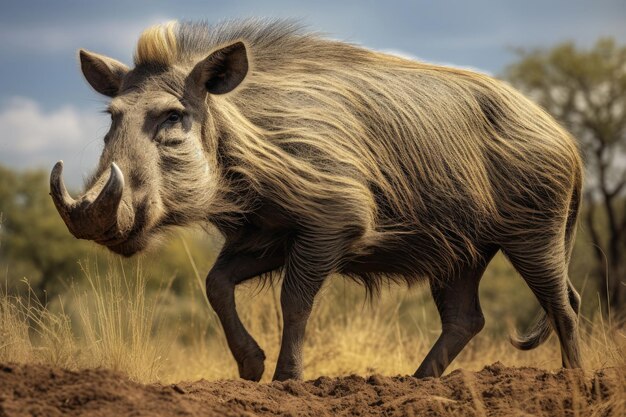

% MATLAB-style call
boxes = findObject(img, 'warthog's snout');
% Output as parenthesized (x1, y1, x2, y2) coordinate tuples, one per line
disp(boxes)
(50, 161, 135, 246)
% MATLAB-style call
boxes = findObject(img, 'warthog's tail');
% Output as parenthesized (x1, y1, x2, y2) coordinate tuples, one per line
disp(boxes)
(510, 166, 582, 351)
(509, 311, 552, 350)
(510, 280, 580, 350)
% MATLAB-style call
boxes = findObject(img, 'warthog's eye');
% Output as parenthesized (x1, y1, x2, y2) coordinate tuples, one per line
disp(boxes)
(155, 110, 186, 146)
(165, 111, 182, 124)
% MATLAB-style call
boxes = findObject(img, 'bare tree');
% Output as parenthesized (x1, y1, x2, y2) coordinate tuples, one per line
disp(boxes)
(506, 39, 626, 315)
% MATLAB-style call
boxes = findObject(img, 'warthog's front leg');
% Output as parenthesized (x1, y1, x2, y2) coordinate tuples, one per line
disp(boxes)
(206, 251, 283, 381)
(272, 277, 324, 381)
(272, 237, 330, 381)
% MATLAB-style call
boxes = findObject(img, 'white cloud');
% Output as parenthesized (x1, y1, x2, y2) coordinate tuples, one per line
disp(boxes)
(0, 97, 107, 188)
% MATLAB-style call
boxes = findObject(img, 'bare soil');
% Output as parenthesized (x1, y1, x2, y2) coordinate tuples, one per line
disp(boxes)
(0, 362, 622, 417)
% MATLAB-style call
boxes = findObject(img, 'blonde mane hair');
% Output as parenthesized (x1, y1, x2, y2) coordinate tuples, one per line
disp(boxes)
(135, 21, 178, 66)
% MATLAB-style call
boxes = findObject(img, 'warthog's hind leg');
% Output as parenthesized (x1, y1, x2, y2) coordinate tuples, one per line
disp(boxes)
(414, 247, 497, 378)
(503, 245, 582, 369)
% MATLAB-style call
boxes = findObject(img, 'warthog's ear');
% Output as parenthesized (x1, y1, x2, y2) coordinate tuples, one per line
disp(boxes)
(79, 49, 129, 97)
(189, 42, 248, 95)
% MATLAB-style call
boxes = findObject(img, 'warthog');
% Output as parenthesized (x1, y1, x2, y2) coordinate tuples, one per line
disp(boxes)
(50, 20, 583, 381)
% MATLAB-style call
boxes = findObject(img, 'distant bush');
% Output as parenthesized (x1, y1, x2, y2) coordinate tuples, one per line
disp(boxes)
(0, 164, 220, 299)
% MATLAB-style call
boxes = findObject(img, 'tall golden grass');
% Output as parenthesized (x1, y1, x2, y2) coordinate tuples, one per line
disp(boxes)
(0, 266, 171, 381)
(0, 250, 623, 385)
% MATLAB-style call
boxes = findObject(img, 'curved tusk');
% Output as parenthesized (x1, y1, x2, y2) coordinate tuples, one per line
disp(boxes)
(91, 162, 125, 219)
(50, 160, 76, 211)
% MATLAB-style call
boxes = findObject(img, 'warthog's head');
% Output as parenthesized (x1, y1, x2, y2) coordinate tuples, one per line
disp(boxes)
(51, 24, 249, 256)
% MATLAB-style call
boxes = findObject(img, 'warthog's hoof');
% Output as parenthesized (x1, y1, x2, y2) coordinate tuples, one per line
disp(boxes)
(272, 365, 302, 381)
(237, 349, 266, 382)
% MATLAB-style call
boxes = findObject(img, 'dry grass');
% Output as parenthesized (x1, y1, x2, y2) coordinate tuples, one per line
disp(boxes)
(160, 278, 625, 384)
(0, 263, 172, 381)
(70, 262, 173, 381)
(0, 280, 75, 367)
(0, 236, 624, 417)
(1, 257, 623, 385)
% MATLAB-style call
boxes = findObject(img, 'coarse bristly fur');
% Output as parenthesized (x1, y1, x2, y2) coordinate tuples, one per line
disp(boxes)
(137, 21, 580, 269)
(55, 19, 584, 376)
(144, 17, 579, 311)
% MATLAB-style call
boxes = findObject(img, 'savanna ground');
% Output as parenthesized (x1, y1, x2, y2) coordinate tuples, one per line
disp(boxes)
(0, 228, 624, 417)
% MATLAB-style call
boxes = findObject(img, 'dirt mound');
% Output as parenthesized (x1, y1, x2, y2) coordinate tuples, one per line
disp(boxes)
(0, 362, 622, 416)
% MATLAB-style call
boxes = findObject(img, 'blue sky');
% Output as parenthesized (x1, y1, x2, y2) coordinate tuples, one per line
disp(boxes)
(1, 0, 625, 187)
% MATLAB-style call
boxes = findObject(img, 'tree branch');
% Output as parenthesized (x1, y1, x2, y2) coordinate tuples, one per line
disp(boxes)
(621, 197, 626, 236)
(584, 192, 606, 272)
(607, 173, 626, 200)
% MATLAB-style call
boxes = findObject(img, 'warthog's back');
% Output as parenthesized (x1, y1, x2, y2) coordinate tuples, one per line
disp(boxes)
(180, 21, 582, 273)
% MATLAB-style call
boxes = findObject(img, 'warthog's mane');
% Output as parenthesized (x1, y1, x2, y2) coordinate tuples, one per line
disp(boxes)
(135, 19, 309, 67)
(133, 20, 583, 291)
